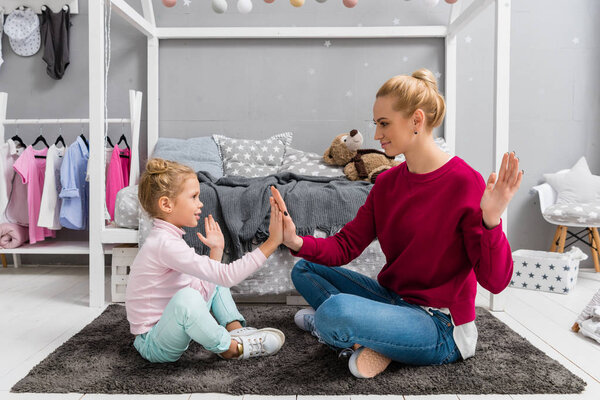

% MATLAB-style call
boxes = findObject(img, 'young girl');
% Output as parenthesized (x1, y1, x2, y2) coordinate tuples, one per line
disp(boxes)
(271, 68, 522, 378)
(126, 158, 285, 363)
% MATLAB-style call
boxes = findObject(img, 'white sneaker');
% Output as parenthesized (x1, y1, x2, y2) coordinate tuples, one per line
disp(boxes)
(229, 326, 257, 336)
(294, 307, 316, 332)
(231, 328, 285, 360)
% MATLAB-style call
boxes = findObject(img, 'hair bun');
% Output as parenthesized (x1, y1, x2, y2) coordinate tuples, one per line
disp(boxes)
(146, 158, 169, 175)
(412, 68, 439, 92)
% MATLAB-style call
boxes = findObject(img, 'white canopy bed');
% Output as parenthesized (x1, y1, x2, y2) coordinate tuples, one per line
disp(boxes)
(88, 0, 511, 310)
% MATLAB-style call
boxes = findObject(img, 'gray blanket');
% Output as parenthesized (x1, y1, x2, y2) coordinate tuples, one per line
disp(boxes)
(183, 172, 372, 258)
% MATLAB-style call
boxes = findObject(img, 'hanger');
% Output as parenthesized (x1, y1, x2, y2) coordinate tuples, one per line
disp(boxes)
(54, 135, 66, 147)
(117, 134, 130, 150)
(105, 136, 114, 148)
(32, 135, 48, 159)
(79, 134, 89, 149)
(10, 135, 26, 148)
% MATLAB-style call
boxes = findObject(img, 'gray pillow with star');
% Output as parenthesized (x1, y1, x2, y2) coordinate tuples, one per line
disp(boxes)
(213, 132, 293, 177)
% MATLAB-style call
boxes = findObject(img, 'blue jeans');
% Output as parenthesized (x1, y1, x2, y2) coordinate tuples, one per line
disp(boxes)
(291, 259, 461, 366)
(133, 286, 245, 363)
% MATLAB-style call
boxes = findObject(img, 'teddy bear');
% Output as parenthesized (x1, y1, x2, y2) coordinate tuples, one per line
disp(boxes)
(323, 129, 400, 183)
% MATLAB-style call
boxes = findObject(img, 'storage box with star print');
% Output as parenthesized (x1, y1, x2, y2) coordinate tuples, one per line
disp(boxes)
(509, 247, 586, 294)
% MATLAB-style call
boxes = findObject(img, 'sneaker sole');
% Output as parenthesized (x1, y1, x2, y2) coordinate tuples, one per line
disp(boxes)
(349, 347, 392, 379)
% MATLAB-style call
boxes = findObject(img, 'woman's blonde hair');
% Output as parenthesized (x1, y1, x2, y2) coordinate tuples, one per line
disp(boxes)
(376, 68, 446, 129)
(138, 158, 196, 218)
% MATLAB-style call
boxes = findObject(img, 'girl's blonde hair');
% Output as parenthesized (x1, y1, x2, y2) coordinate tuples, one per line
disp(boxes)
(376, 68, 446, 129)
(138, 158, 196, 218)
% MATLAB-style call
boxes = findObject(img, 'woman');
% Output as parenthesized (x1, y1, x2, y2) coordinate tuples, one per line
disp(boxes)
(270, 68, 522, 378)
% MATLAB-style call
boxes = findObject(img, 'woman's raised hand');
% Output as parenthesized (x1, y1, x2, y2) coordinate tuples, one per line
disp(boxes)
(196, 214, 225, 250)
(268, 196, 284, 245)
(270, 186, 303, 252)
(480, 152, 523, 229)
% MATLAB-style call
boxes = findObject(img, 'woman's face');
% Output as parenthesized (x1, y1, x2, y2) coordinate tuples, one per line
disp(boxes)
(372, 96, 415, 158)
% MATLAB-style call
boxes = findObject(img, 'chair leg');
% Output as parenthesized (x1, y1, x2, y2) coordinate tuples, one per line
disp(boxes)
(550, 226, 563, 252)
(557, 226, 568, 253)
(591, 228, 600, 273)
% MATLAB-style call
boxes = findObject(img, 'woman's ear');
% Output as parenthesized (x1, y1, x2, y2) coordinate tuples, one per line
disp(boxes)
(158, 196, 173, 215)
(412, 109, 425, 130)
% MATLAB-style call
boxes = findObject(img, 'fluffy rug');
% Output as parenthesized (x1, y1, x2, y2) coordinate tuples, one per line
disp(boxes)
(12, 305, 586, 395)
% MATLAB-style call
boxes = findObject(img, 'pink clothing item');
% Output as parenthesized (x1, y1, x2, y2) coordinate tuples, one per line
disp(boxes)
(292, 157, 513, 326)
(120, 147, 130, 187)
(125, 218, 267, 335)
(3, 141, 28, 225)
(12, 146, 56, 244)
(0, 222, 28, 248)
(106, 146, 130, 220)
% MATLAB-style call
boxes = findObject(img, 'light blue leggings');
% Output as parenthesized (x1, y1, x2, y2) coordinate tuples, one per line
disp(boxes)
(133, 286, 245, 363)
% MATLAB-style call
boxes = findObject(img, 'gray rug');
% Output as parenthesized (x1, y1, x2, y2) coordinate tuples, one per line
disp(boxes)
(12, 305, 586, 395)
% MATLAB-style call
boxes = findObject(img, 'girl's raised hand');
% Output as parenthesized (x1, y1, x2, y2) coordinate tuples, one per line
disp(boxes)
(480, 152, 523, 229)
(196, 214, 225, 250)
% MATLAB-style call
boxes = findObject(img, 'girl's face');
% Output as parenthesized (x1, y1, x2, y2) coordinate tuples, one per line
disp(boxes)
(163, 176, 203, 228)
(372, 95, 415, 158)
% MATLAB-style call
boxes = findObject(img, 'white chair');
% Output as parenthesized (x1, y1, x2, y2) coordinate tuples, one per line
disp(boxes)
(532, 170, 600, 272)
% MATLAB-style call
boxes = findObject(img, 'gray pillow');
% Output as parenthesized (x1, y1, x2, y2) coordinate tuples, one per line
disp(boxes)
(279, 147, 345, 177)
(152, 136, 223, 179)
(213, 132, 293, 177)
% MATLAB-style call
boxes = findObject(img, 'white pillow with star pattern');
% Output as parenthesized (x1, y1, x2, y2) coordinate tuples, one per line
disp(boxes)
(279, 147, 345, 177)
(543, 157, 600, 205)
(213, 132, 293, 177)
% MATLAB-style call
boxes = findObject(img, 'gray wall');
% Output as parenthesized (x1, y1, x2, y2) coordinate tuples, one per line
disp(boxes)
(0, 0, 598, 267)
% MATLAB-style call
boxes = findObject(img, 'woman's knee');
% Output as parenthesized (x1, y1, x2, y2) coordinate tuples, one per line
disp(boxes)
(314, 294, 356, 342)
(291, 259, 313, 285)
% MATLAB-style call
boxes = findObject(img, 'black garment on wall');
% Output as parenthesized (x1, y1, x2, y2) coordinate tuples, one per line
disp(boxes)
(40, 6, 71, 80)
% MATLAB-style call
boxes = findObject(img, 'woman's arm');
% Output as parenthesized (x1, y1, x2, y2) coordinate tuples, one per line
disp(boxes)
(465, 152, 522, 293)
(271, 186, 377, 266)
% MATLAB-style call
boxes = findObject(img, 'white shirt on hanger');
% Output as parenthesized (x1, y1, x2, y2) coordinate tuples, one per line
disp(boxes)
(0, 139, 25, 224)
(38, 144, 65, 230)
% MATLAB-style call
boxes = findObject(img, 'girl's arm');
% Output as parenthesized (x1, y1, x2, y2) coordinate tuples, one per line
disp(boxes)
(160, 196, 283, 287)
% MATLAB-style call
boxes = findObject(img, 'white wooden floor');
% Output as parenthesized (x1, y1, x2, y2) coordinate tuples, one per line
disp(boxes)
(1, 265, 600, 400)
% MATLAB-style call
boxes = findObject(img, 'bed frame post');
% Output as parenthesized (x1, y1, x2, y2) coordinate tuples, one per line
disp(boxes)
(147, 37, 159, 158)
(489, 0, 511, 312)
(444, 2, 462, 156)
(140, 0, 159, 158)
(129, 90, 143, 185)
(89, 0, 106, 308)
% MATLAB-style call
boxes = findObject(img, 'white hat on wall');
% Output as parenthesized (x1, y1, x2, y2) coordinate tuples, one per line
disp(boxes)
(4, 8, 41, 57)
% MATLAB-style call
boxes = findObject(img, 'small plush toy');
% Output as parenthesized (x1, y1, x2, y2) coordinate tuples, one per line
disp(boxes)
(323, 129, 399, 183)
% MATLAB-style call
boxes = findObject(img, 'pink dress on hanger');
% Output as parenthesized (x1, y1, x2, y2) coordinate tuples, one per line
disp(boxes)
(106, 146, 131, 220)
(13, 146, 56, 244)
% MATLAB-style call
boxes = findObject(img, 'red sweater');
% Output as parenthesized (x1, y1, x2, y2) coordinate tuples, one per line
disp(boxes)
(293, 157, 513, 326)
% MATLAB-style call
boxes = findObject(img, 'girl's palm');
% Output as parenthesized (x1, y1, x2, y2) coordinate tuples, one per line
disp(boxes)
(197, 215, 225, 249)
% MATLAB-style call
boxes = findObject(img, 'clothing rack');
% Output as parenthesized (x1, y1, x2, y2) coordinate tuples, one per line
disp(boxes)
(0, 0, 79, 14)
(0, 89, 142, 267)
